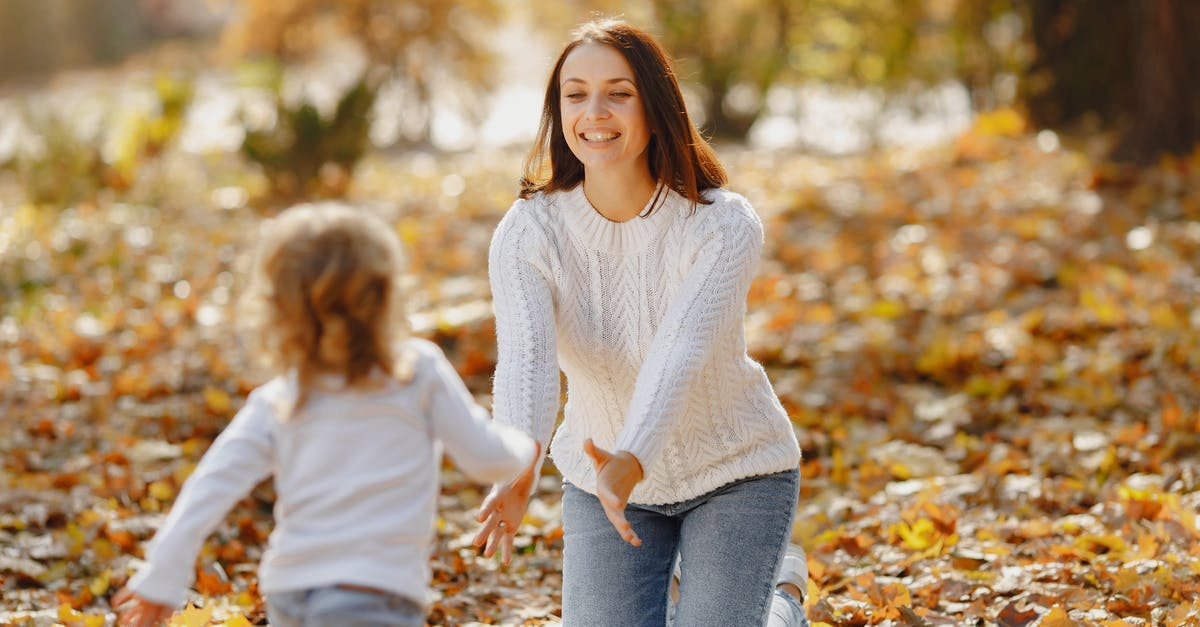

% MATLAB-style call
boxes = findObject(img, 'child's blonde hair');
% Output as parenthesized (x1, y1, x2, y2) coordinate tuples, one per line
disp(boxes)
(240, 202, 411, 418)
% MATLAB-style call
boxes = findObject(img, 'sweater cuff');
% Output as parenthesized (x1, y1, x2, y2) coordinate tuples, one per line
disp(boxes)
(127, 562, 191, 608)
(612, 428, 661, 477)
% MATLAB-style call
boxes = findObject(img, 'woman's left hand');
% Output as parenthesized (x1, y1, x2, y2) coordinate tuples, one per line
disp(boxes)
(583, 439, 644, 547)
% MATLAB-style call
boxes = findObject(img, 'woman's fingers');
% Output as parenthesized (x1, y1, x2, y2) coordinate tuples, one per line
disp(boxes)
(583, 438, 609, 469)
(597, 487, 642, 546)
(585, 439, 644, 547)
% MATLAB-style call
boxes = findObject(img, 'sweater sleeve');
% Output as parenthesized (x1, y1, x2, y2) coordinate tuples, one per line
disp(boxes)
(126, 385, 277, 607)
(612, 197, 763, 471)
(487, 202, 560, 471)
(416, 340, 537, 484)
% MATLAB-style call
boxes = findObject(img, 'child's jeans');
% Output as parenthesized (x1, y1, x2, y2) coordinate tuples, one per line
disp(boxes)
(267, 585, 424, 627)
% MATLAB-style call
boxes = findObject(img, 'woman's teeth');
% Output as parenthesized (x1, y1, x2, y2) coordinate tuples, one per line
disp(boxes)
(583, 132, 618, 141)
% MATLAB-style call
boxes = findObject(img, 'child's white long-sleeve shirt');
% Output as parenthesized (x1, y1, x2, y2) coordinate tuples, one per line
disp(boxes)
(127, 338, 535, 608)
(488, 185, 801, 506)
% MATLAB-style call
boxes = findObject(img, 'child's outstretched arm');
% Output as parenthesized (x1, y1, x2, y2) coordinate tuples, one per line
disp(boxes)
(114, 385, 277, 617)
(416, 340, 537, 483)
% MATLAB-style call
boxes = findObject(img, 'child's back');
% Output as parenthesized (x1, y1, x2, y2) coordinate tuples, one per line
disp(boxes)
(114, 204, 536, 627)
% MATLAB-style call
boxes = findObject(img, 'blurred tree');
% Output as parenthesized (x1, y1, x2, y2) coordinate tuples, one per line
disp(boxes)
(538, 0, 1026, 141)
(648, 0, 797, 140)
(1023, 0, 1200, 163)
(220, 0, 500, 197)
(221, 0, 500, 145)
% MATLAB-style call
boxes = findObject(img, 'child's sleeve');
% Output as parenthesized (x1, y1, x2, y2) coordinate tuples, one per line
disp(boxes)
(417, 341, 537, 484)
(125, 385, 277, 607)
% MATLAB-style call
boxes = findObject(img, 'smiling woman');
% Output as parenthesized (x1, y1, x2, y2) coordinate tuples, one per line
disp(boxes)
(474, 18, 811, 627)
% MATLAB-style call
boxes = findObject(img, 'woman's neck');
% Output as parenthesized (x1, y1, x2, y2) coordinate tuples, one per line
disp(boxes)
(582, 167, 657, 223)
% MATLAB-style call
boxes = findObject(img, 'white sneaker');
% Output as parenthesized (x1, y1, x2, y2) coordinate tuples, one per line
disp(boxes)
(776, 544, 808, 602)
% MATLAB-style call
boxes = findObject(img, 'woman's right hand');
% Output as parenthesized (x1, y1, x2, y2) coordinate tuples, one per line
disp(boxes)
(473, 443, 539, 564)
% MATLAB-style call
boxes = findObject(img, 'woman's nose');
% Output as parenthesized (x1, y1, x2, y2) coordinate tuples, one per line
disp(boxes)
(584, 95, 610, 119)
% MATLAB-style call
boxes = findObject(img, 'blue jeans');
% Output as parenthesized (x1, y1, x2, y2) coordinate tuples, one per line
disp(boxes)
(266, 586, 424, 627)
(561, 469, 809, 627)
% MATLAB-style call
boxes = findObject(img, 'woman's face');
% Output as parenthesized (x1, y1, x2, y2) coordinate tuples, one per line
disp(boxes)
(558, 42, 651, 177)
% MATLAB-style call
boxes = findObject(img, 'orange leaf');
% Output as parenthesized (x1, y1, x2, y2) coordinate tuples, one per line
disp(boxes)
(195, 565, 232, 596)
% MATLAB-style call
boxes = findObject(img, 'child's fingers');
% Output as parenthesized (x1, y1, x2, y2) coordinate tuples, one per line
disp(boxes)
(476, 487, 503, 522)
(501, 528, 515, 565)
(484, 523, 503, 558)
(472, 514, 498, 547)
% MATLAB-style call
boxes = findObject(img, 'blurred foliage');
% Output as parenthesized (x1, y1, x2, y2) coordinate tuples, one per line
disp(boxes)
(537, 0, 1028, 139)
(2, 105, 106, 207)
(1, 74, 193, 206)
(238, 61, 374, 199)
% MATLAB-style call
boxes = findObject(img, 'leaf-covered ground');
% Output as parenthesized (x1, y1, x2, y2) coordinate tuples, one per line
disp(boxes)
(2, 112, 1200, 626)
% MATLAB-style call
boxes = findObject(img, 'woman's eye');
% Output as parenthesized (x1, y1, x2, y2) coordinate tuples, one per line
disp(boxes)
(612, 92, 632, 99)
(565, 92, 585, 100)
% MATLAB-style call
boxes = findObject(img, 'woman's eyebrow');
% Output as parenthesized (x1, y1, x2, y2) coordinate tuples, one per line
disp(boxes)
(560, 77, 637, 87)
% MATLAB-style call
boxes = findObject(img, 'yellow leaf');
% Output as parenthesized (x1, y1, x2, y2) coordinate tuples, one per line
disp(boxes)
(221, 615, 254, 627)
(88, 569, 112, 597)
(888, 461, 912, 480)
(895, 518, 937, 551)
(149, 480, 176, 501)
(169, 603, 214, 627)
(1149, 303, 1181, 329)
(830, 447, 849, 486)
(867, 299, 905, 319)
(204, 386, 232, 414)
(1040, 606, 1074, 627)
(1076, 533, 1126, 555)
(974, 108, 1025, 137)
(57, 604, 105, 627)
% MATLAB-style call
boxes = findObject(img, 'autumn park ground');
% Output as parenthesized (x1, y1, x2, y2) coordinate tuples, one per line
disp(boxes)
(2, 111, 1200, 626)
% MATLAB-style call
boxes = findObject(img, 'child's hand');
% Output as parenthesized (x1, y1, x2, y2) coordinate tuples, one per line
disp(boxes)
(113, 587, 174, 627)
(474, 440, 540, 564)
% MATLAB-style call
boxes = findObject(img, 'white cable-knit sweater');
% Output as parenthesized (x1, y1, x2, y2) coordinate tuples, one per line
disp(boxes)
(488, 184, 801, 505)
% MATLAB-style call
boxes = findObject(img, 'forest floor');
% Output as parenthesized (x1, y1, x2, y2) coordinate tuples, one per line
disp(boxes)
(2, 111, 1200, 626)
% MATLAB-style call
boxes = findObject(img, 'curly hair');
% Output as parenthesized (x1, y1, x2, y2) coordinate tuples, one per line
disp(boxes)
(239, 202, 411, 418)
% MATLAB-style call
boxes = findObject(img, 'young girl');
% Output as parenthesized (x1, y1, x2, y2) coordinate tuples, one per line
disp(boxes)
(114, 203, 536, 627)
(473, 19, 809, 626)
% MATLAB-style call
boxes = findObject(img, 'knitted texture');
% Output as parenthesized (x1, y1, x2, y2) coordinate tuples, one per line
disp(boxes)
(489, 185, 801, 505)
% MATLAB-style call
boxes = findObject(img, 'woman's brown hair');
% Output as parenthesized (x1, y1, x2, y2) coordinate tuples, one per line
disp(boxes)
(239, 203, 411, 419)
(520, 18, 727, 213)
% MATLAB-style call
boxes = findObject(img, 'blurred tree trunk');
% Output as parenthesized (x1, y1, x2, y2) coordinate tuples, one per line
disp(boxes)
(1112, 0, 1197, 162)
(1025, 0, 1200, 163)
